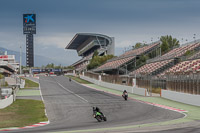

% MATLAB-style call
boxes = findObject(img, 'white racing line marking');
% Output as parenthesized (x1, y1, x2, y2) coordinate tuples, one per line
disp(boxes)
(57, 82, 89, 103)
(39, 82, 48, 118)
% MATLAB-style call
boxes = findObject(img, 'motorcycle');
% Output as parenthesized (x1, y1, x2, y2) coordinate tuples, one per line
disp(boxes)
(93, 111, 107, 122)
(122, 92, 128, 100)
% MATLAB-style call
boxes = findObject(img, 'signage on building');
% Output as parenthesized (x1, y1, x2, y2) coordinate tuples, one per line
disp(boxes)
(23, 14, 36, 34)
(0, 55, 8, 59)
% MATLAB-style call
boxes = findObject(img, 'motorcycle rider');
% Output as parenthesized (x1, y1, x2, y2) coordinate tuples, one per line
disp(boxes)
(122, 90, 128, 98)
(92, 106, 107, 122)
(93, 106, 103, 115)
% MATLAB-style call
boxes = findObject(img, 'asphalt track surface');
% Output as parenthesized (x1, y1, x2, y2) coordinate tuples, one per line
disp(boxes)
(5, 76, 185, 133)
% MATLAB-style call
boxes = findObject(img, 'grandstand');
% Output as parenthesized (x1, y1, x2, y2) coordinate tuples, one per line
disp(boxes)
(129, 40, 200, 94)
(0, 54, 17, 76)
(93, 41, 161, 75)
(188, 50, 200, 60)
(130, 40, 200, 78)
(65, 33, 115, 73)
(79, 38, 200, 95)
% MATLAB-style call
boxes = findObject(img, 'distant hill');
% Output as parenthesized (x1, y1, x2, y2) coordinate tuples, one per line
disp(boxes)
(0, 47, 64, 67)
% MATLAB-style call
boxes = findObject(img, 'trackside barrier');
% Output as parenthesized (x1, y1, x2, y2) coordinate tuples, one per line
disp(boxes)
(19, 79, 25, 89)
(80, 75, 146, 96)
(162, 90, 200, 107)
(0, 95, 13, 109)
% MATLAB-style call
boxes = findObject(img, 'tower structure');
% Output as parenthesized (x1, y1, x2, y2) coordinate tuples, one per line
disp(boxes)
(23, 14, 36, 67)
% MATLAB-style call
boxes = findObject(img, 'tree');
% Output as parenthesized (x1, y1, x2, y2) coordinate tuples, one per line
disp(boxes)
(135, 42, 142, 49)
(0, 74, 4, 79)
(161, 40, 169, 54)
(92, 50, 99, 58)
(136, 54, 148, 67)
(160, 35, 180, 54)
(87, 54, 114, 70)
(184, 50, 194, 56)
(46, 63, 54, 68)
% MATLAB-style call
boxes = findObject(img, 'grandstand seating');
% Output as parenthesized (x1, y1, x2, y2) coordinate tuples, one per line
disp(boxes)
(120, 42, 160, 57)
(94, 42, 160, 72)
(130, 59, 174, 76)
(131, 42, 200, 78)
(95, 56, 135, 71)
(188, 50, 200, 60)
(148, 42, 200, 63)
(166, 58, 200, 74)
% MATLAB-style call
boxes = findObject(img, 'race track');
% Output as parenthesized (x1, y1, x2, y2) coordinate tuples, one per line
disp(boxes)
(6, 76, 184, 133)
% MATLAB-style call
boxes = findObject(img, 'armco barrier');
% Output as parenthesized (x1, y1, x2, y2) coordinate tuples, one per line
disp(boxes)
(162, 90, 200, 106)
(80, 75, 146, 96)
(0, 95, 13, 109)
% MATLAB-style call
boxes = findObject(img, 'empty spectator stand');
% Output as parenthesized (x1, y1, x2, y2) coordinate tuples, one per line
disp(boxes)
(93, 41, 161, 75)
(147, 41, 200, 63)
(133, 40, 200, 78)
(71, 53, 94, 73)
(166, 58, 200, 74)
(0, 61, 15, 76)
(129, 59, 177, 77)
(164, 58, 200, 95)
(188, 50, 200, 60)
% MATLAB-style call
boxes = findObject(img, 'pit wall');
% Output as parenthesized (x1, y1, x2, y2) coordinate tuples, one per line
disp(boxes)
(162, 90, 200, 106)
(80, 75, 146, 96)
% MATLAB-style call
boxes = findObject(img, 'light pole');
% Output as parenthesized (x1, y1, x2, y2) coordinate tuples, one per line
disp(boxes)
(181, 38, 184, 45)
(193, 34, 196, 43)
(20, 45, 22, 75)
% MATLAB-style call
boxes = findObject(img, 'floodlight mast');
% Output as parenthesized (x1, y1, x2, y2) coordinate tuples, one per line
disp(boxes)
(20, 45, 22, 74)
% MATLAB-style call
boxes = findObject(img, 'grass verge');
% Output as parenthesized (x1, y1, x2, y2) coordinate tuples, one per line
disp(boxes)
(65, 75, 92, 84)
(21, 78, 39, 88)
(0, 99, 47, 128)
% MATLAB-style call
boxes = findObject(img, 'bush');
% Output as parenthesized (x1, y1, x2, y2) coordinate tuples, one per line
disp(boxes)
(87, 54, 114, 70)
(0, 74, 4, 79)
(184, 50, 194, 56)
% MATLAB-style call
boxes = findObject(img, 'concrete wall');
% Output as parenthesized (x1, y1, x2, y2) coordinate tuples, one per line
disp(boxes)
(0, 95, 13, 109)
(80, 75, 146, 96)
(162, 90, 200, 106)
(19, 79, 25, 88)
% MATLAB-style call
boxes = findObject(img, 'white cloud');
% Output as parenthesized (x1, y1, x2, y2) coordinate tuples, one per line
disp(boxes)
(0, 32, 24, 52)
(35, 33, 74, 49)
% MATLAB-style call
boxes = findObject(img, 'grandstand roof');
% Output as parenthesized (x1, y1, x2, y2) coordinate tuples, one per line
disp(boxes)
(65, 33, 112, 50)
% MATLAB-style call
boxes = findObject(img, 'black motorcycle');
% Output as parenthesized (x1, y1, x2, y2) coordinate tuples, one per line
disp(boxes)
(122, 92, 128, 100)
(93, 111, 107, 122)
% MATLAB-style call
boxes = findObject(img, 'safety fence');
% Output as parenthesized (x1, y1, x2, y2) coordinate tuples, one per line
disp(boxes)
(84, 72, 133, 86)
(135, 74, 200, 95)
(166, 74, 200, 95)
(83, 71, 200, 95)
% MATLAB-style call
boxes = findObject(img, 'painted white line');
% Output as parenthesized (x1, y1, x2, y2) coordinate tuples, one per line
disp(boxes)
(39, 78, 49, 121)
(57, 82, 88, 103)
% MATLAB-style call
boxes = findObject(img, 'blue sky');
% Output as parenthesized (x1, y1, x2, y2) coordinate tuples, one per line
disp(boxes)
(0, 0, 200, 66)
